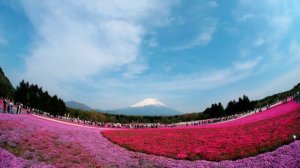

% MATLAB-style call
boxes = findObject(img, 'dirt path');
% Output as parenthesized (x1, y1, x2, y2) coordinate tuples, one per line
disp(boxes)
(32, 114, 116, 131)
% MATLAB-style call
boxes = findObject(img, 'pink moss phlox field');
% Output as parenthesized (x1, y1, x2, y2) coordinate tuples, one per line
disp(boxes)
(102, 101, 300, 161)
(0, 114, 101, 167)
(193, 100, 300, 128)
(0, 101, 300, 167)
(0, 148, 53, 168)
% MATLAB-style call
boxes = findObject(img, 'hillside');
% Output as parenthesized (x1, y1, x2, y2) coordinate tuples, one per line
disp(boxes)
(0, 67, 14, 98)
(66, 101, 92, 111)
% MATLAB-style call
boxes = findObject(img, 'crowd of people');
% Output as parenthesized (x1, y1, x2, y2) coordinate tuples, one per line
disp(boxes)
(37, 112, 160, 128)
(0, 98, 23, 114)
(1, 94, 300, 129)
(33, 99, 283, 129)
(294, 92, 300, 102)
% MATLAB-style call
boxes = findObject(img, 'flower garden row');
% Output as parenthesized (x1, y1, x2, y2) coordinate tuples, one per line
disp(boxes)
(102, 101, 300, 161)
(0, 116, 101, 167)
(0, 101, 300, 167)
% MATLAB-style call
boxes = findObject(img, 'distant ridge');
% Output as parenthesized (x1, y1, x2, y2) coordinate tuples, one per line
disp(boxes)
(66, 101, 92, 111)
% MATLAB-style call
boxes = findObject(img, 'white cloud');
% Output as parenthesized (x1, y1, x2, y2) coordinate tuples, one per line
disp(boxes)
(289, 41, 300, 57)
(172, 18, 218, 50)
(13, 0, 299, 111)
(287, 41, 300, 65)
(122, 62, 148, 79)
(20, 0, 175, 96)
(224, 26, 238, 35)
(148, 72, 226, 91)
(237, 14, 254, 22)
(235, 1, 298, 68)
(253, 36, 266, 47)
(147, 38, 159, 47)
(0, 37, 7, 45)
(234, 58, 261, 71)
(194, 19, 217, 44)
(0, 27, 7, 45)
(208, 1, 219, 8)
(88, 54, 263, 100)
(269, 15, 292, 39)
(139, 58, 260, 92)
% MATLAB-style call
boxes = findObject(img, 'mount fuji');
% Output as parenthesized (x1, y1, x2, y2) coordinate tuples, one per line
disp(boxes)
(113, 98, 182, 116)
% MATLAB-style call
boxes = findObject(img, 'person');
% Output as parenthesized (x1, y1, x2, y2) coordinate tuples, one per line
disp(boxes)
(2, 98, 7, 113)
(6, 99, 10, 113)
(16, 102, 20, 114)
(19, 103, 23, 114)
(9, 100, 14, 114)
(16, 103, 22, 114)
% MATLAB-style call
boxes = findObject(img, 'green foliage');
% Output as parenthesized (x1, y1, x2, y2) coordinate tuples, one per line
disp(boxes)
(255, 83, 300, 107)
(0, 67, 15, 98)
(203, 102, 225, 118)
(225, 95, 255, 116)
(14, 80, 67, 116)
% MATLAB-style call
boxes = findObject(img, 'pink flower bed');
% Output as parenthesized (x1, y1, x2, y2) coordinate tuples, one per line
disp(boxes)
(204, 100, 300, 128)
(0, 148, 53, 168)
(102, 101, 300, 161)
(0, 101, 300, 167)
(0, 116, 101, 167)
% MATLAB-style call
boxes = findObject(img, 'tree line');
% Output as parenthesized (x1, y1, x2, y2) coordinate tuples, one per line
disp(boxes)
(67, 84, 300, 124)
(203, 95, 256, 118)
(14, 80, 67, 116)
(1, 66, 299, 124)
(66, 95, 255, 124)
(254, 83, 300, 107)
(21, 80, 297, 124)
(4, 79, 300, 124)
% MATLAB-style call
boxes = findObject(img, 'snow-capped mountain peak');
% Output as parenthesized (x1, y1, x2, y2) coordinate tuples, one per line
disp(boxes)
(131, 98, 166, 107)
(114, 98, 181, 116)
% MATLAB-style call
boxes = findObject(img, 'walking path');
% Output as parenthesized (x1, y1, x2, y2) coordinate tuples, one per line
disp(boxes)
(32, 114, 116, 131)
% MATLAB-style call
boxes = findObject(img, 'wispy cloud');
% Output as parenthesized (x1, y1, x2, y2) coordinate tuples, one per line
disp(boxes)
(234, 58, 261, 71)
(5, 0, 298, 112)
(20, 0, 175, 96)
(234, 1, 299, 67)
(287, 41, 300, 65)
(0, 28, 7, 45)
(208, 1, 219, 8)
(147, 38, 159, 48)
(78, 55, 262, 109)
(252, 35, 266, 47)
(0, 37, 7, 45)
(122, 62, 148, 79)
(237, 13, 254, 22)
(171, 18, 218, 50)
(117, 58, 261, 92)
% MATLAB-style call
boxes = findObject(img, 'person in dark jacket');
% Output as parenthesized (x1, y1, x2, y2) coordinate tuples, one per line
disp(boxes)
(2, 98, 7, 113)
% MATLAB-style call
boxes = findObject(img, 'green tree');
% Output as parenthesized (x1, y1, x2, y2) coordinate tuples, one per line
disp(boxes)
(0, 67, 15, 98)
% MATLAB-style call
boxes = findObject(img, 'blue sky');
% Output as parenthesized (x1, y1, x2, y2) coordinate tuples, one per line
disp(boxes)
(0, 0, 300, 112)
